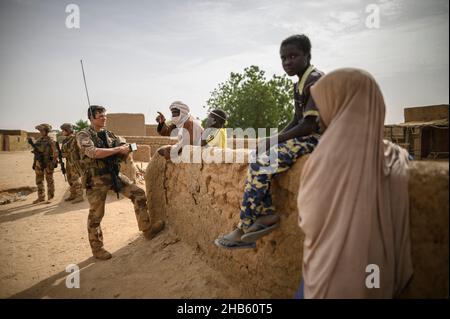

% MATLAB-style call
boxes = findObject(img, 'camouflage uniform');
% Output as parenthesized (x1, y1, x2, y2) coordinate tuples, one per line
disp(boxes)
(76, 126, 164, 257)
(238, 135, 319, 230)
(60, 124, 83, 202)
(31, 124, 57, 202)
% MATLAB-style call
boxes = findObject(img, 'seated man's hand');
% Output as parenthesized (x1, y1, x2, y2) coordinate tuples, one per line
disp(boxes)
(157, 145, 172, 160)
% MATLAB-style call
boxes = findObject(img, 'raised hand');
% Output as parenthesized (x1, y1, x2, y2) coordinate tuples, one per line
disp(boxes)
(156, 111, 166, 124)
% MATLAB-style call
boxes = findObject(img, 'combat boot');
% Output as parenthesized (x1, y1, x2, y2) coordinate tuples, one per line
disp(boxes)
(65, 195, 77, 201)
(92, 248, 112, 260)
(143, 220, 165, 240)
(71, 197, 84, 204)
(33, 198, 45, 204)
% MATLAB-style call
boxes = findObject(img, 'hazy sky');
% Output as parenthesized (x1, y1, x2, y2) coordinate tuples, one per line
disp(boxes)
(0, 0, 448, 131)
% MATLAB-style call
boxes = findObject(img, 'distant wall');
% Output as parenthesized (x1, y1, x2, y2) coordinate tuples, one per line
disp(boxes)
(404, 104, 449, 122)
(0, 130, 25, 135)
(145, 124, 158, 137)
(107, 113, 146, 137)
(9, 135, 29, 151)
(124, 136, 176, 156)
(133, 145, 151, 162)
(0, 131, 29, 151)
(145, 148, 449, 298)
(26, 132, 40, 140)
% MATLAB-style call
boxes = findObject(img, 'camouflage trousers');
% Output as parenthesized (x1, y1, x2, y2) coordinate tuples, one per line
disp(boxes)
(238, 134, 320, 230)
(86, 173, 152, 251)
(35, 166, 55, 200)
(66, 163, 83, 198)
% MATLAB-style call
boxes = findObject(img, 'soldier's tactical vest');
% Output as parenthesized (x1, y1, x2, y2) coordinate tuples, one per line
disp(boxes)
(34, 136, 55, 169)
(75, 127, 123, 184)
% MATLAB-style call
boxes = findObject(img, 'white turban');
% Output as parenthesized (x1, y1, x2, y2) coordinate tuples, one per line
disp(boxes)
(169, 101, 191, 128)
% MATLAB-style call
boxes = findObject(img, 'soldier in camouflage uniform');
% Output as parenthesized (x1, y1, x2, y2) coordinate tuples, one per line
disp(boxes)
(76, 105, 165, 260)
(60, 123, 84, 203)
(29, 124, 58, 204)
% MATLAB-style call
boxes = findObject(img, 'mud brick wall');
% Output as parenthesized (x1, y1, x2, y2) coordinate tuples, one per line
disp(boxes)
(123, 136, 176, 156)
(145, 147, 449, 298)
(133, 145, 151, 162)
(107, 113, 146, 137)
(145, 124, 158, 137)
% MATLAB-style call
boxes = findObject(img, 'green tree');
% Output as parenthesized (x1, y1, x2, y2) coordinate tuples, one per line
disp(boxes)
(73, 119, 89, 132)
(205, 65, 294, 136)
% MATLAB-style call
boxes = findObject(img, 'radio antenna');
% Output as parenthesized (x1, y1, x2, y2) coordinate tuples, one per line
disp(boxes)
(80, 59, 91, 106)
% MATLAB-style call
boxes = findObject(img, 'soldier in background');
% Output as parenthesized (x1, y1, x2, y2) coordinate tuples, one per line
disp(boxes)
(76, 105, 165, 260)
(28, 123, 58, 204)
(60, 123, 84, 204)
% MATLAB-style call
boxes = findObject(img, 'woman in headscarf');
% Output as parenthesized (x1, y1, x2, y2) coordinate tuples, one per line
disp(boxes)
(155, 101, 203, 160)
(297, 68, 413, 298)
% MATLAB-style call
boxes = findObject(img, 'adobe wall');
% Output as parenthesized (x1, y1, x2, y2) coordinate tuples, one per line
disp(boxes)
(124, 136, 176, 156)
(404, 104, 449, 122)
(26, 132, 41, 140)
(123, 136, 258, 156)
(106, 113, 146, 137)
(145, 148, 449, 298)
(6, 131, 29, 151)
(133, 145, 151, 162)
(145, 124, 158, 137)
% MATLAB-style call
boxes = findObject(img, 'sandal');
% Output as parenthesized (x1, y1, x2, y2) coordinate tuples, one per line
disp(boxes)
(240, 214, 280, 243)
(214, 228, 256, 250)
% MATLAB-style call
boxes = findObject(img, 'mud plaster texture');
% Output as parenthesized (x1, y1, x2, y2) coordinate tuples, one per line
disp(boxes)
(145, 147, 449, 298)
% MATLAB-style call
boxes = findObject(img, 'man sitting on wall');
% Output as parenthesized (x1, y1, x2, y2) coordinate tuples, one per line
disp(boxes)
(201, 109, 228, 149)
(155, 101, 203, 160)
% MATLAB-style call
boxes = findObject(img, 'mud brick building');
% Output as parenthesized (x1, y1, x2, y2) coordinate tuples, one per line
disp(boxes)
(384, 104, 448, 160)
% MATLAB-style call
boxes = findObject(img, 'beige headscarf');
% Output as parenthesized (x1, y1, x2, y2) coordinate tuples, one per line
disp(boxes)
(297, 68, 413, 298)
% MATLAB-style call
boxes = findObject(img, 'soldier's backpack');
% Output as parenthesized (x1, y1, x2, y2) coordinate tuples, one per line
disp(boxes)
(64, 134, 86, 177)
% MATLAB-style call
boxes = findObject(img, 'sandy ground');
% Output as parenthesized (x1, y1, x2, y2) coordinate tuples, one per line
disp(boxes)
(0, 151, 240, 298)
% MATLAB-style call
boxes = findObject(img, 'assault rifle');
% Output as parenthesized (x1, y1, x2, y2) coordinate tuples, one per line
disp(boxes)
(55, 141, 67, 181)
(27, 137, 46, 170)
(97, 130, 122, 199)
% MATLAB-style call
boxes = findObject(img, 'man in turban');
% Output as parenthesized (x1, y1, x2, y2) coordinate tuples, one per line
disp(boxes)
(155, 101, 203, 160)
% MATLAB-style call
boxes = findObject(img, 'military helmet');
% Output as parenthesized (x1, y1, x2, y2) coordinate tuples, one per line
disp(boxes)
(35, 123, 52, 132)
(60, 123, 74, 132)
